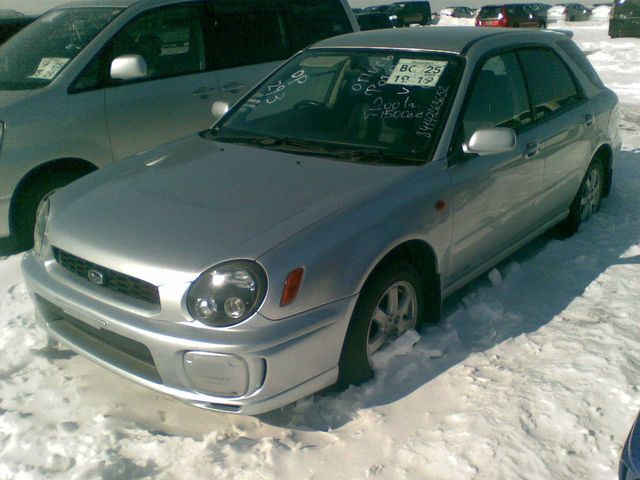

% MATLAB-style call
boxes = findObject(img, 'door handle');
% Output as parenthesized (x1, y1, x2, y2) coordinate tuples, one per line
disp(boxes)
(584, 114, 595, 127)
(192, 86, 217, 97)
(525, 141, 540, 158)
(221, 82, 245, 93)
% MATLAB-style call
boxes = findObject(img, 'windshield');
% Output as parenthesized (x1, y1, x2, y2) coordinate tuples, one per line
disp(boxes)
(210, 49, 461, 164)
(0, 7, 123, 90)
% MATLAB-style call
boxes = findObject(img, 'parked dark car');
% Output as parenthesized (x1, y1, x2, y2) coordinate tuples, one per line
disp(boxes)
(610, 0, 640, 37)
(356, 12, 394, 30)
(620, 412, 640, 480)
(548, 3, 591, 21)
(390, 1, 432, 26)
(0, 10, 35, 45)
(476, 4, 544, 27)
(525, 3, 549, 27)
(363, 1, 431, 27)
(439, 6, 477, 18)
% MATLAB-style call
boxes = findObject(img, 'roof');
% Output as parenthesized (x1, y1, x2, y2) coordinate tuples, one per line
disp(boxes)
(53, 0, 145, 9)
(313, 27, 561, 54)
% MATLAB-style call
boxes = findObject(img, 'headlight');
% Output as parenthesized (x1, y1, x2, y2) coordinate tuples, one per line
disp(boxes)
(187, 261, 267, 326)
(33, 196, 50, 256)
(389, 14, 398, 20)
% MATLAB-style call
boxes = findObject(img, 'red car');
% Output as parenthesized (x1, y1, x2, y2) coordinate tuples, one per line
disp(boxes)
(476, 4, 544, 27)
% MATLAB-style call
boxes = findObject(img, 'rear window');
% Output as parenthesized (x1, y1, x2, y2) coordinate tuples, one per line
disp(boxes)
(517, 48, 583, 121)
(479, 6, 504, 18)
(557, 40, 605, 89)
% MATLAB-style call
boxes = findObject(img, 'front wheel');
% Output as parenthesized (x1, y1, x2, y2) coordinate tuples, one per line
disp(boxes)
(338, 262, 425, 387)
(561, 159, 604, 235)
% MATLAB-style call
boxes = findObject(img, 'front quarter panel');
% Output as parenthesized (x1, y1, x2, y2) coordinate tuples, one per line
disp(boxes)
(257, 159, 452, 320)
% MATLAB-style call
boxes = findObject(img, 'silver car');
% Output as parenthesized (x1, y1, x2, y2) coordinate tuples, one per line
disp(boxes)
(23, 27, 621, 414)
(0, 0, 357, 254)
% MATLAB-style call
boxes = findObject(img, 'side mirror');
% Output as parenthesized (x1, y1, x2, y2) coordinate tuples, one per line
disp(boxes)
(110, 54, 147, 81)
(211, 101, 229, 121)
(463, 127, 517, 156)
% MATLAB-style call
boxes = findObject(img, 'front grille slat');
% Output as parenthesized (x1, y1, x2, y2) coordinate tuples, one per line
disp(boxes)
(53, 247, 160, 306)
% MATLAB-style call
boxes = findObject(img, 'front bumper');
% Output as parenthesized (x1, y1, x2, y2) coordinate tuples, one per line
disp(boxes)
(22, 252, 357, 414)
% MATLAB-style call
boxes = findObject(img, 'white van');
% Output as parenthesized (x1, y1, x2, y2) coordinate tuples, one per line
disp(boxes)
(0, 0, 357, 254)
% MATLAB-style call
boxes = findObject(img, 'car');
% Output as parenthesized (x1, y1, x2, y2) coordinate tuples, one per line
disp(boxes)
(0, 0, 358, 256)
(525, 3, 550, 26)
(438, 6, 477, 18)
(389, 1, 432, 26)
(0, 10, 35, 45)
(548, 2, 591, 21)
(476, 4, 544, 27)
(620, 412, 640, 480)
(22, 27, 621, 415)
(591, 2, 613, 20)
(609, 0, 640, 37)
(356, 12, 395, 30)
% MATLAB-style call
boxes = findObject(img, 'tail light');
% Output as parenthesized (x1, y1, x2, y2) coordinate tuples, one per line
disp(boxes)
(498, 6, 508, 26)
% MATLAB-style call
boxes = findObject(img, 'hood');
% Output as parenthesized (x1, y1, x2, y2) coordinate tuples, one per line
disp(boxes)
(48, 135, 412, 284)
(0, 89, 40, 110)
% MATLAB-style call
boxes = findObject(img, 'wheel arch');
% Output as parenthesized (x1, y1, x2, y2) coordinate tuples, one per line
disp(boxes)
(360, 239, 442, 324)
(592, 143, 613, 197)
(9, 158, 98, 231)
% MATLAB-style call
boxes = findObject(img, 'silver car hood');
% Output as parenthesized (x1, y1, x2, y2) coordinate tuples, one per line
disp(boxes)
(48, 135, 412, 284)
(0, 89, 39, 109)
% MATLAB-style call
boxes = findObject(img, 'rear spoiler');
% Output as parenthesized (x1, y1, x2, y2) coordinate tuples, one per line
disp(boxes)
(546, 29, 574, 38)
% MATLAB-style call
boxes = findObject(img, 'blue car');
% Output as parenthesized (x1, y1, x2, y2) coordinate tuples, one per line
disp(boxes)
(621, 413, 640, 480)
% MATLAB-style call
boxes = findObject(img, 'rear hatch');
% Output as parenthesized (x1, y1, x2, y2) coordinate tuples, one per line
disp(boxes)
(476, 6, 506, 25)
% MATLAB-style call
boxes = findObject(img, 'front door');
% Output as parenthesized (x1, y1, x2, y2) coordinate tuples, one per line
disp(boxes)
(104, 2, 220, 160)
(447, 51, 545, 281)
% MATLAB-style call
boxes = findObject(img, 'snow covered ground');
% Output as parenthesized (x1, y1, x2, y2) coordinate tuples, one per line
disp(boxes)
(1, 22, 640, 480)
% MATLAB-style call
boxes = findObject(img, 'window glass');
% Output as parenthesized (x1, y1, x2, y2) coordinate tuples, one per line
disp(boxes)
(207, 8, 291, 69)
(212, 49, 462, 164)
(288, 0, 353, 51)
(557, 40, 604, 89)
(107, 4, 205, 83)
(0, 7, 123, 90)
(517, 48, 583, 121)
(461, 51, 531, 144)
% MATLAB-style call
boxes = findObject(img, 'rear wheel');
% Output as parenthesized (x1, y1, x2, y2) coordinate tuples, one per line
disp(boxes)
(338, 262, 425, 387)
(561, 159, 604, 235)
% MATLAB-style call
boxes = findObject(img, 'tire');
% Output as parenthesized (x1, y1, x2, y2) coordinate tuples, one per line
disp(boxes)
(569, 14, 576, 21)
(8, 172, 84, 253)
(337, 262, 425, 387)
(561, 159, 605, 235)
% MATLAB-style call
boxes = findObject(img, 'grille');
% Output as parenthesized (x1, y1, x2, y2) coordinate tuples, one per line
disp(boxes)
(53, 247, 160, 306)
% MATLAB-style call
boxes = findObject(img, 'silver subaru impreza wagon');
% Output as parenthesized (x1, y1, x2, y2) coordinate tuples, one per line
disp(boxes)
(22, 27, 621, 414)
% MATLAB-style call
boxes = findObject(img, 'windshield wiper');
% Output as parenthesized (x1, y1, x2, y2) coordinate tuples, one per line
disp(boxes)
(331, 148, 422, 165)
(204, 131, 422, 165)
(206, 131, 333, 155)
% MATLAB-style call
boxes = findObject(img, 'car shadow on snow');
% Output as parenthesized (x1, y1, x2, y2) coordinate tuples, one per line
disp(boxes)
(258, 148, 640, 431)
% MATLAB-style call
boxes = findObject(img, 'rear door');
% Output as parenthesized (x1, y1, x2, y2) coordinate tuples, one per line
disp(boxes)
(104, 2, 219, 160)
(209, 5, 293, 106)
(516, 47, 592, 220)
(211, 0, 355, 106)
(448, 51, 545, 280)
